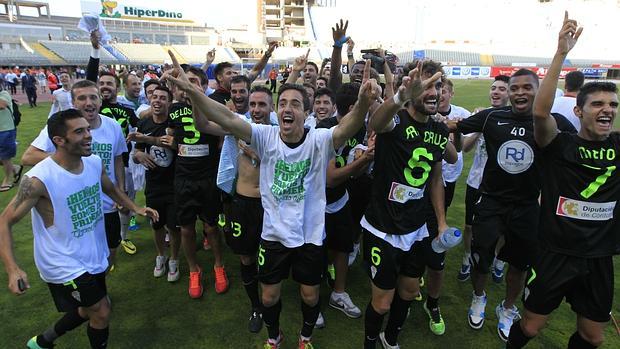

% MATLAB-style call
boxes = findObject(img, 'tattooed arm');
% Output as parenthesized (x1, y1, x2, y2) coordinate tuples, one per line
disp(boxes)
(0, 176, 46, 295)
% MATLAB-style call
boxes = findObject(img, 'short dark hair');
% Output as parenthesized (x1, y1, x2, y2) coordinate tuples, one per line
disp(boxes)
(230, 75, 251, 90)
(144, 79, 161, 91)
(47, 108, 84, 147)
(305, 62, 319, 73)
(494, 75, 510, 84)
(565, 71, 585, 92)
(335, 83, 360, 116)
(511, 69, 539, 86)
(250, 85, 273, 105)
(317, 76, 328, 85)
(71, 79, 98, 100)
(443, 78, 454, 91)
(398, 60, 444, 87)
(576, 81, 617, 108)
(214, 62, 233, 84)
(315, 87, 335, 104)
(152, 85, 172, 101)
(98, 71, 120, 87)
(278, 83, 309, 111)
(185, 66, 208, 87)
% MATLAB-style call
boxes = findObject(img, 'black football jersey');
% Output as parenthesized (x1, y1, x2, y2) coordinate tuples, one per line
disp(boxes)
(457, 106, 576, 203)
(539, 132, 620, 257)
(100, 101, 139, 166)
(168, 102, 220, 178)
(364, 110, 449, 235)
(316, 116, 366, 204)
(136, 117, 175, 199)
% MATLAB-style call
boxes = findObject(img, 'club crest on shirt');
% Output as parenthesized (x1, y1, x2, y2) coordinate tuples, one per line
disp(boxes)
(497, 140, 534, 174)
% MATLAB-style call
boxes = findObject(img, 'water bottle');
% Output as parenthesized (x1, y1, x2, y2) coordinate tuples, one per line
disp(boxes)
(431, 227, 463, 253)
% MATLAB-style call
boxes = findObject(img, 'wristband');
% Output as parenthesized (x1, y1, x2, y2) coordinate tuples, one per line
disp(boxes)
(333, 36, 348, 48)
(392, 91, 406, 107)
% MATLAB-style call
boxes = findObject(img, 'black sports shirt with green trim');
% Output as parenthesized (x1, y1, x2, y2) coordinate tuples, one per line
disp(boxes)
(457, 106, 576, 203)
(539, 132, 620, 257)
(168, 102, 220, 179)
(100, 101, 138, 166)
(316, 116, 366, 204)
(363, 110, 448, 235)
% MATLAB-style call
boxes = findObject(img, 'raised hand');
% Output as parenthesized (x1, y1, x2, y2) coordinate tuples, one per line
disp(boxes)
(90, 29, 101, 49)
(332, 19, 349, 47)
(292, 48, 310, 72)
(346, 38, 355, 54)
(557, 11, 582, 55)
(400, 61, 443, 102)
(266, 41, 278, 56)
(162, 50, 194, 93)
(206, 48, 216, 65)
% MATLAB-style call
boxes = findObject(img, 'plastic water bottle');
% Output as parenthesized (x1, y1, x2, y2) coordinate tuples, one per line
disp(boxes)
(431, 227, 463, 253)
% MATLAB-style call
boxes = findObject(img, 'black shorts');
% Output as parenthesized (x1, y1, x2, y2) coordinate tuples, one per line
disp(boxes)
(470, 195, 539, 273)
(146, 194, 177, 231)
(257, 240, 325, 286)
(408, 236, 446, 277)
(174, 175, 222, 227)
(362, 228, 426, 290)
(523, 250, 613, 323)
(47, 272, 107, 312)
(225, 194, 263, 256)
(104, 212, 121, 249)
(325, 201, 355, 253)
(464, 185, 481, 226)
(444, 180, 456, 210)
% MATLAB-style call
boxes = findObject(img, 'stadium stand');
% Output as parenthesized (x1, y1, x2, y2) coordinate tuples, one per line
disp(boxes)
(40, 41, 119, 65)
(111, 43, 170, 64)
(0, 46, 51, 66)
(171, 45, 242, 64)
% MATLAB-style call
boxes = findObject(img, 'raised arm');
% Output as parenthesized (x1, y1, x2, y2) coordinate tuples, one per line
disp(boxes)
(163, 51, 252, 142)
(247, 42, 278, 83)
(201, 48, 216, 72)
(286, 49, 309, 85)
(328, 19, 349, 92)
(534, 11, 582, 148)
(0, 176, 46, 294)
(369, 61, 443, 133)
(378, 48, 395, 99)
(346, 38, 355, 74)
(86, 30, 101, 83)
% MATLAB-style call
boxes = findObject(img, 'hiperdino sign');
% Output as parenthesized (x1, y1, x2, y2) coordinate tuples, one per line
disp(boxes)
(98, 1, 193, 23)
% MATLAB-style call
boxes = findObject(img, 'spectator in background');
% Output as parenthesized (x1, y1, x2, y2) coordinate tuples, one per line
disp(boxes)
(6, 70, 17, 95)
(0, 85, 19, 192)
(47, 70, 59, 94)
(49, 71, 73, 117)
(37, 69, 47, 93)
(268, 67, 278, 93)
(551, 70, 584, 131)
(23, 69, 38, 108)
(19, 70, 26, 94)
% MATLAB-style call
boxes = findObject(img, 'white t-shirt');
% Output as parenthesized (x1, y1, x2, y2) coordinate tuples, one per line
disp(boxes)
(31, 115, 128, 213)
(466, 134, 487, 189)
(26, 155, 109, 284)
(441, 104, 470, 183)
(551, 96, 580, 131)
(250, 124, 335, 248)
(48, 88, 73, 118)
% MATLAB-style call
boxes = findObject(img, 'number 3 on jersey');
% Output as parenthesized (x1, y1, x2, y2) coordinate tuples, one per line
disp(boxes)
(404, 147, 434, 187)
(181, 116, 200, 144)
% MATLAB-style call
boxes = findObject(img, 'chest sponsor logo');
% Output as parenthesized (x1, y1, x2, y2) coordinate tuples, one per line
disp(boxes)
(178, 144, 209, 157)
(497, 140, 534, 174)
(388, 182, 425, 204)
(556, 196, 616, 221)
(66, 183, 103, 238)
(149, 145, 173, 167)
